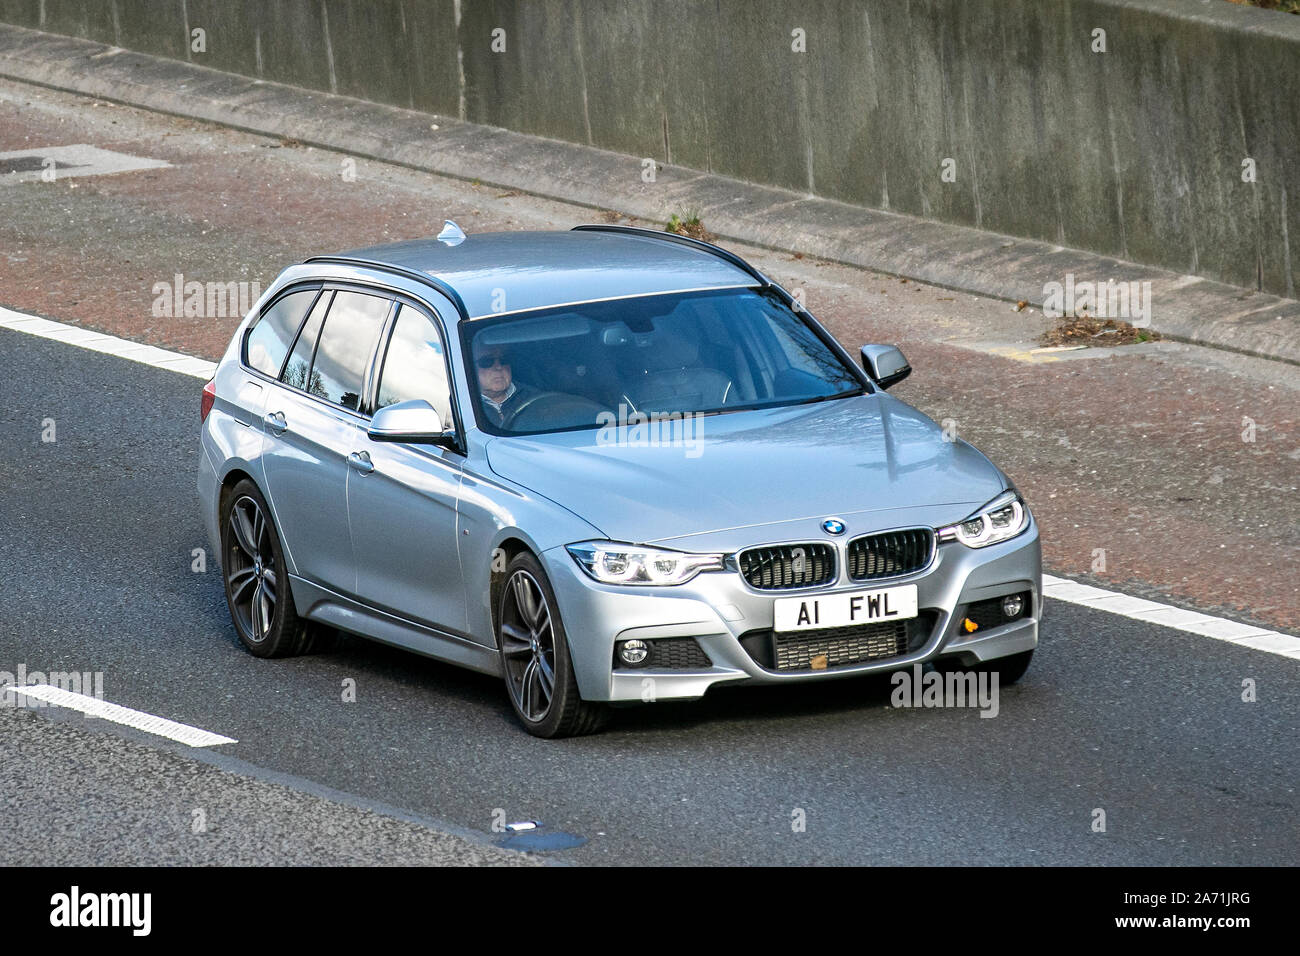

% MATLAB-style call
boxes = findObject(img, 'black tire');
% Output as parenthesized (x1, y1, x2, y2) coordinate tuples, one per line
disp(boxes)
(938, 648, 1034, 685)
(991, 649, 1035, 685)
(496, 552, 608, 738)
(220, 479, 319, 658)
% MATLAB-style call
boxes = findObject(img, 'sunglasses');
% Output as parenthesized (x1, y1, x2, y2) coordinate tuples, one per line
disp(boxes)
(476, 354, 509, 370)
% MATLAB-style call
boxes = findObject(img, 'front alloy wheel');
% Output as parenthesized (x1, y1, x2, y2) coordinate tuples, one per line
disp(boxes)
(497, 552, 607, 738)
(500, 569, 557, 721)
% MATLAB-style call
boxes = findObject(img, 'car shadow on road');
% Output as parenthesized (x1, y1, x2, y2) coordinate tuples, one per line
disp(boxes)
(608, 673, 905, 734)
(281, 625, 1028, 741)
(308, 627, 917, 735)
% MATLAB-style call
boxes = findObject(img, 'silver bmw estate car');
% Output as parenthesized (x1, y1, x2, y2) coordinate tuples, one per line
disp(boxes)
(198, 223, 1040, 737)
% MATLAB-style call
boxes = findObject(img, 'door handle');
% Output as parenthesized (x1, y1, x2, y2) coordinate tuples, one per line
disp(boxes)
(263, 411, 288, 434)
(347, 451, 374, 474)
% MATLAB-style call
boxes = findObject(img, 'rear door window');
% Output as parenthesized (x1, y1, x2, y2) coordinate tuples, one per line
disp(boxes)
(245, 288, 318, 377)
(310, 290, 392, 412)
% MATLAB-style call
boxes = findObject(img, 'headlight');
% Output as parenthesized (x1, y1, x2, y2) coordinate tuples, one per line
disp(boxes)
(566, 541, 724, 586)
(937, 491, 1029, 548)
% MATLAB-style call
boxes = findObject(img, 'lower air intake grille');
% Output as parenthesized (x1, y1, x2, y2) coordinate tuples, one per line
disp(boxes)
(650, 638, 712, 669)
(737, 543, 836, 590)
(739, 613, 936, 672)
(775, 620, 907, 670)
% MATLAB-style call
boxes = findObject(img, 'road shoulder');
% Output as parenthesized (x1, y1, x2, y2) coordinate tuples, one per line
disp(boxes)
(0, 704, 539, 865)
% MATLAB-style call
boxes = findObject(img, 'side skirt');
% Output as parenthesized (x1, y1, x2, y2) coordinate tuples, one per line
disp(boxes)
(289, 575, 502, 678)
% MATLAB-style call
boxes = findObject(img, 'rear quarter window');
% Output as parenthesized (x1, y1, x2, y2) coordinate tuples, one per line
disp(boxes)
(245, 289, 319, 377)
(281, 291, 333, 396)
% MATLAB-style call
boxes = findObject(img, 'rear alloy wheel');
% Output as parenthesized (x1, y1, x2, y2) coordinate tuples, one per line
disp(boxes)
(221, 479, 318, 658)
(497, 552, 607, 738)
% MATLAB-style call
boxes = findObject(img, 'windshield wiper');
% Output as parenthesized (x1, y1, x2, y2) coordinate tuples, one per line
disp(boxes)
(692, 387, 864, 418)
(787, 387, 865, 407)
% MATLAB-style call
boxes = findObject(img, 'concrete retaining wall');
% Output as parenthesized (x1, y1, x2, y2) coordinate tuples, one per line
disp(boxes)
(2, 0, 1296, 297)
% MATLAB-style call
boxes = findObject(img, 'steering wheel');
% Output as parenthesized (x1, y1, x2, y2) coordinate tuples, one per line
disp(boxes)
(503, 391, 608, 431)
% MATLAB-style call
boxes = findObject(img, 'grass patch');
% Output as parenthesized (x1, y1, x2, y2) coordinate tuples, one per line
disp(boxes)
(665, 211, 714, 241)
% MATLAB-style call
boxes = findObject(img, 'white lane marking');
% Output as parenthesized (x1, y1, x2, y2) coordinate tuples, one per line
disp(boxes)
(0, 305, 217, 380)
(5, 684, 237, 747)
(1043, 574, 1300, 661)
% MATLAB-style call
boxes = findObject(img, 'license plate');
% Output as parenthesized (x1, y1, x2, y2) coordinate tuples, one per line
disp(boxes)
(773, 585, 918, 632)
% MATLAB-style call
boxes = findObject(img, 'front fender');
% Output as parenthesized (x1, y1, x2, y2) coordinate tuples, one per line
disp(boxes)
(456, 464, 603, 648)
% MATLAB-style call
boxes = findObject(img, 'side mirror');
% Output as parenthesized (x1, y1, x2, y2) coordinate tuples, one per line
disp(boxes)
(368, 399, 456, 446)
(860, 344, 912, 390)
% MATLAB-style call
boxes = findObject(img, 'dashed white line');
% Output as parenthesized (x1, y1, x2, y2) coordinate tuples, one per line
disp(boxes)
(1043, 574, 1300, 661)
(5, 684, 237, 747)
(0, 305, 217, 380)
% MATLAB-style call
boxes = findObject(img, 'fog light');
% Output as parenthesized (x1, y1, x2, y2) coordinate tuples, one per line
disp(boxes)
(618, 639, 650, 666)
(1002, 594, 1025, 619)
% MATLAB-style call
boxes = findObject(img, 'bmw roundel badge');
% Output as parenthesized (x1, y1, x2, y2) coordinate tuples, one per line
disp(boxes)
(822, 518, 846, 536)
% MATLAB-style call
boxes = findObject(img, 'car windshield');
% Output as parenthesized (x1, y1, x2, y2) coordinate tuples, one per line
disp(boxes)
(461, 286, 867, 435)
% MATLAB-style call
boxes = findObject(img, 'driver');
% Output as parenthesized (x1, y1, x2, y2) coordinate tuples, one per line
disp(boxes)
(476, 346, 535, 427)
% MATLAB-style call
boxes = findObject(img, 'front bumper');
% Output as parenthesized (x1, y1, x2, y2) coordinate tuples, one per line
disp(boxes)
(542, 515, 1041, 703)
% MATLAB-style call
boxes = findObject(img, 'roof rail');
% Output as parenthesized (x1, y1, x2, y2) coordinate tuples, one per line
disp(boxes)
(303, 255, 472, 322)
(570, 224, 769, 286)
